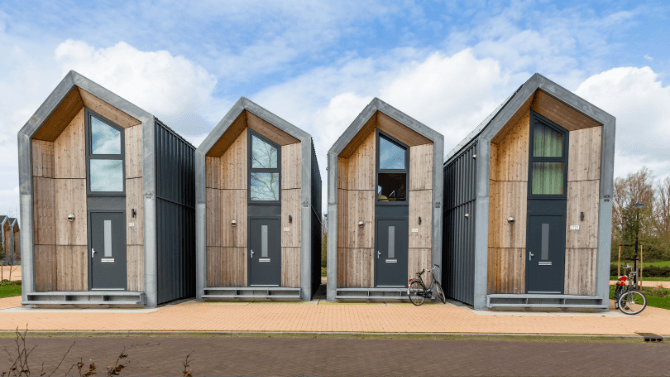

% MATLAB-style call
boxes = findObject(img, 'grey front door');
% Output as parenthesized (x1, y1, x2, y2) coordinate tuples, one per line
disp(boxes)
(248, 218, 281, 286)
(90, 212, 127, 290)
(526, 214, 565, 294)
(375, 219, 408, 287)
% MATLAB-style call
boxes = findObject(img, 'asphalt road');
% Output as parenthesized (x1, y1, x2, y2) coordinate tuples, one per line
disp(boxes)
(0, 335, 668, 376)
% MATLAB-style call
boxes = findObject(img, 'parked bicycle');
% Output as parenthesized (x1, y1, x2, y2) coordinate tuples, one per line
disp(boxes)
(613, 264, 647, 315)
(407, 264, 446, 306)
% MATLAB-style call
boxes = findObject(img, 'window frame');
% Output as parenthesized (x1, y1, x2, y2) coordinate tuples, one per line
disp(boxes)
(375, 130, 410, 206)
(527, 111, 569, 200)
(247, 129, 282, 204)
(85, 108, 126, 196)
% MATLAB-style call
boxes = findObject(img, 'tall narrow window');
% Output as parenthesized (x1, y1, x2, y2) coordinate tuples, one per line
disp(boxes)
(249, 132, 281, 202)
(529, 112, 568, 197)
(86, 110, 125, 194)
(377, 133, 408, 203)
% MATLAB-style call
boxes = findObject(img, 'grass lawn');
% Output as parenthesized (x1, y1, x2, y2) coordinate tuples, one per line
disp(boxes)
(611, 260, 670, 267)
(0, 281, 21, 298)
(610, 284, 670, 310)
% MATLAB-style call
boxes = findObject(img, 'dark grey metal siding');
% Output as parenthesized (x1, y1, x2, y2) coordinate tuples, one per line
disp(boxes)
(443, 140, 477, 306)
(154, 120, 196, 305)
(310, 141, 322, 297)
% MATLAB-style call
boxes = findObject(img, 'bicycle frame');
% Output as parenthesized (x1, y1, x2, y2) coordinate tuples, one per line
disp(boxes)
(408, 266, 438, 298)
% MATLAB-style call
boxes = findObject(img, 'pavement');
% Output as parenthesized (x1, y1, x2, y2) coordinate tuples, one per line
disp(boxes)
(1, 336, 668, 376)
(1, 293, 668, 335)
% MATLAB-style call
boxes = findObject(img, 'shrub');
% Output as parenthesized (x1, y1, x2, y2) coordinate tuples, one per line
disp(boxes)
(611, 264, 670, 278)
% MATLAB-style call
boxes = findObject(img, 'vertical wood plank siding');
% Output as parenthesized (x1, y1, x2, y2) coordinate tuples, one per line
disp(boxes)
(125, 124, 144, 291)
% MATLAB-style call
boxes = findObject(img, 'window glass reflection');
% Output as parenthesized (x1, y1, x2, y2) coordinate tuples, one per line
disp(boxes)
(250, 172, 280, 201)
(251, 135, 278, 169)
(379, 136, 405, 169)
(90, 160, 123, 192)
(377, 173, 406, 201)
(91, 116, 121, 154)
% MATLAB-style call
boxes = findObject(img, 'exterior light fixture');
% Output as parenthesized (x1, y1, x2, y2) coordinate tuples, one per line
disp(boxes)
(67, 214, 75, 222)
(289, 215, 292, 223)
(358, 221, 365, 228)
(507, 217, 515, 223)
(465, 213, 470, 218)
(418, 217, 422, 225)
(231, 220, 237, 227)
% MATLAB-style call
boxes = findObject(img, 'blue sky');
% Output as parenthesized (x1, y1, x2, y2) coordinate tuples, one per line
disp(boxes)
(1, 0, 670, 215)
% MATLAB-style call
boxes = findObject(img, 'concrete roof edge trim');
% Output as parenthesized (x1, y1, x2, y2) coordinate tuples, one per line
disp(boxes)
(328, 97, 443, 157)
(241, 97, 311, 142)
(196, 97, 246, 153)
(18, 72, 75, 138)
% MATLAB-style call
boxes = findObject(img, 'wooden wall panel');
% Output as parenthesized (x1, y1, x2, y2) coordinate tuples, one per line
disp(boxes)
(409, 144, 433, 190)
(54, 108, 86, 179)
(13, 228, 20, 263)
(207, 247, 246, 287)
(339, 113, 377, 158)
(493, 110, 530, 182)
(206, 188, 221, 247)
(486, 248, 525, 294)
(205, 156, 221, 189)
(281, 142, 301, 189)
(377, 112, 430, 147)
(337, 189, 348, 249)
(34, 245, 57, 291)
(281, 247, 301, 288)
(531, 90, 601, 132)
(127, 245, 144, 291)
(207, 112, 247, 157)
(56, 245, 87, 291)
(281, 189, 301, 248)
(337, 248, 374, 288)
(78, 88, 141, 129)
(489, 182, 527, 249)
(564, 248, 597, 296)
(125, 124, 143, 179)
(32, 140, 54, 178)
(408, 190, 432, 249)
(345, 132, 375, 191)
(568, 126, 602, 182)
(337, 158, 348, 190)
(55, 179, 87, 246)
(126, 177, 144, 246)
(33, 177, 55, 245)
(246, 111, 299, 146)
(220, 128, 247, 190)
(566, 180, 600, 249)
(408, 248, 431, 283)
(32, 88, 84, 142)
(346, 190, 375, 249)
(220, 190, 247, 248)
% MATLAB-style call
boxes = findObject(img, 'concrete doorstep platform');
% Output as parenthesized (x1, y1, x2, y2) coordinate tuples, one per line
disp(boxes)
(0, 295, 669, 336)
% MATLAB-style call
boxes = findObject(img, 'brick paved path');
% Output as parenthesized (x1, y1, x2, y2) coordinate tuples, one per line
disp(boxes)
(1, 336, 668, 376)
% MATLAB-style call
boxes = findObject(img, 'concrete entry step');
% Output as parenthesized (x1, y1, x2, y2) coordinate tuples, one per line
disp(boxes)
(487, 294, 606, 309)
(202, 287, 301, 301)
(336, 287, 410, 301)
(24, 291, 146, 307)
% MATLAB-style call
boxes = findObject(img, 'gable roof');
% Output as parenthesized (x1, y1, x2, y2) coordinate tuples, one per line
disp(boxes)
(328, 97, 443, 157)
(444, 73, 615, 163)
(196, 97, 311, 155)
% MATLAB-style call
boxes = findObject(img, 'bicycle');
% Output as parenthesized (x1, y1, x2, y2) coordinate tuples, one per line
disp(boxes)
(407, 264, 446, 306)
(613, 264, 647, 315)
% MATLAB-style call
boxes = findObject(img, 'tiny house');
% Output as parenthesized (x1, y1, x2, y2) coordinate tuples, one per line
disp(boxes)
(443, 73, 615, 310)
(326, 98, 444, 301)
(1, 216, 19, 265)
(195, 98, 322, 301)
(18, 71, 195, 307)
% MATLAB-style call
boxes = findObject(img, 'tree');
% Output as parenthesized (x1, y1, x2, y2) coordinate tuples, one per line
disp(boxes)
(612, 167, 655, 261)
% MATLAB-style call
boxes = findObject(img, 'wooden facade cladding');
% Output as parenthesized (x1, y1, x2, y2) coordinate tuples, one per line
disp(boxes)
(204, 112, 302, 287)
(486, 89, 604, 296)
(336, 111, 434, 288)
(30, 86, 146, 292)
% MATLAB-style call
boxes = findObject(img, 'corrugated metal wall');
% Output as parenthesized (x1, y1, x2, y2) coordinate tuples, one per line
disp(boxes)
(310, 141, 323, 297)
(154, 120, 196, 304)
(443, 140, 478, 306)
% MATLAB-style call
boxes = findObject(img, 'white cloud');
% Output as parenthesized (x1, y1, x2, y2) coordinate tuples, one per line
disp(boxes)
(576, 66, 670, 179)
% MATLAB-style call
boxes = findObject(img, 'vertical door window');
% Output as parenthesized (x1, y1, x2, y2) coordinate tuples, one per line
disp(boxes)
(104, 220, 113, 257)
(529, 112, 568, 197)
(540, 223, 549, 261)
(387, 226, 395, 259)
(261, 225, 268, 258)
(377, 133, 408, 202)
(87, 110, 125, 194)
(249, 133, 281, 202)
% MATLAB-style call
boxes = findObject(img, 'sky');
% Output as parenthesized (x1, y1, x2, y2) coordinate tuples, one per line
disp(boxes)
(1, 0, 670, 218)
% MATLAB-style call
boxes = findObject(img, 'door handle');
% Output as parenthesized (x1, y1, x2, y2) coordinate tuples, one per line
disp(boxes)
(92, 248, 96, 257)
(250, 250, 254, 258)
(377, 250, 381, 259)
(529, 252, 534, 261)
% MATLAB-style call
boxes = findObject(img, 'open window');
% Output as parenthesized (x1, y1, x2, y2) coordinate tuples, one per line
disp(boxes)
(248, 130, 281, 202)
(86, 109, 125, 195)
(377, 132, 408, 203)
(528, 111, 569, 198)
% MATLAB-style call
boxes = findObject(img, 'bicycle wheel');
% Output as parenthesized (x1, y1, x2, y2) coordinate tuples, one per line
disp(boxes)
(408, 281, 425, 306)
(618, 291, 647, 315)
(434, 281, 446, 304)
